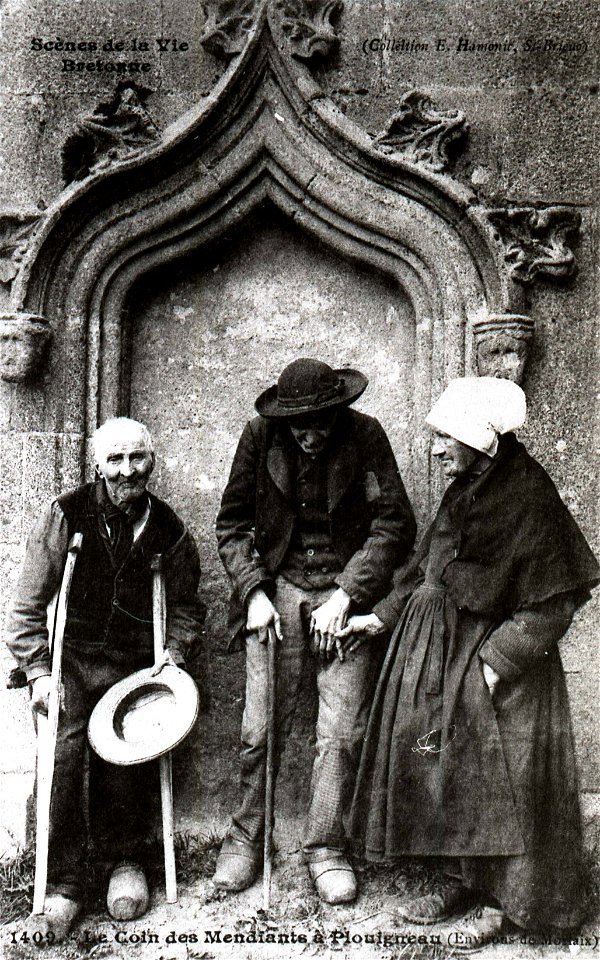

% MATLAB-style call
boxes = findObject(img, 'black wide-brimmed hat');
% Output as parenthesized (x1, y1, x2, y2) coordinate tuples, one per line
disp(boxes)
(255, 358, 368, 418)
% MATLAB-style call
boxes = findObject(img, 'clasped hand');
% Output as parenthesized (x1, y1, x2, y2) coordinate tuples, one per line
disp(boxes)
(335, 613, 386, 660)
(246, 587, 384, 663)
(309, 588, 351, 660)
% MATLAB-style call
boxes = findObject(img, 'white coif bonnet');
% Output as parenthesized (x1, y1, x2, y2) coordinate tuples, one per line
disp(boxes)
(426, 377, 527, 457)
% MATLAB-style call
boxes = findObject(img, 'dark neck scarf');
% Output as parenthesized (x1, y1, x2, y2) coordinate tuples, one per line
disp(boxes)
(95, 480, 148, 567)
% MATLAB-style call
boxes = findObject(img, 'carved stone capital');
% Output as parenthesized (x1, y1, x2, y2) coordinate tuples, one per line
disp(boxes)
(200, 0, 260, 59)
(0, 314, 52, 382)
(0, 212, 41, 288)
(274, 0, 343, 62)
(487, 207, 581, 284)
(62, 82, 160, 184)
(372, 91, 468, 173)
(473, 313, 534, 384)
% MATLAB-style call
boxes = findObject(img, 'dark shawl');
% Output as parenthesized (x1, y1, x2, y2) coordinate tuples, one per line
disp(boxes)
(433, 433, 598, 618)
(353, 434, 598, 928)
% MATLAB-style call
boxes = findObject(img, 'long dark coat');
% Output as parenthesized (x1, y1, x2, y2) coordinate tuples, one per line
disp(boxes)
(352, 435, 599, 931)
(216, 409, 416, 650)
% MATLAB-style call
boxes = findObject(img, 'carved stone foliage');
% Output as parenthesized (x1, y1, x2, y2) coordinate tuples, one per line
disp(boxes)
(62, 82, 160, 184)
(372, 91, 468, 173)
(275, 0, 343, 62)
(15, 19, 509, 400)
(487, 207, 581, 284)
(0, 212, 40, 287)
(200, 0, 259, 59)
(0, 314, 52, 382)
(473, 314, 534, 385)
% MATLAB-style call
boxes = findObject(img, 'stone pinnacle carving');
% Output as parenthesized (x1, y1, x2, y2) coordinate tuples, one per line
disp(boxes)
(487, 207, 581, 284)
(200, 0, 259, 59)
(372, 91, 468, 173)
(62, 82, 160, 184)
(275, 0, 343, 62)
(473, 314, 534, 385)
(0, 212, 40, 287)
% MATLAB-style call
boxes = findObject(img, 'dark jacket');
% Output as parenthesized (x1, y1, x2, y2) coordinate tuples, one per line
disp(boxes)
(374, 433, 600, 675)
(6, 481, 204, 681)
(217, 409, 416, 649)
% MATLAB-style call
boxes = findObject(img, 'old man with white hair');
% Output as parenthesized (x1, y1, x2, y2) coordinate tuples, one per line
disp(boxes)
(339, 377, 599, 949)
(5, 417, 203, 940)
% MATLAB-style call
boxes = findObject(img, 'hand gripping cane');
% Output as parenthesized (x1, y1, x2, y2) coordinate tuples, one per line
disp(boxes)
(32, 532, 83, 915)
(151, 554, 177, 904)
(263, 626, 277, 911)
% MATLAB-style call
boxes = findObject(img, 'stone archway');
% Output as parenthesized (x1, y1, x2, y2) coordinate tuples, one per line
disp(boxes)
(8, 15, 511, 517)
(0, 4, 549, 842)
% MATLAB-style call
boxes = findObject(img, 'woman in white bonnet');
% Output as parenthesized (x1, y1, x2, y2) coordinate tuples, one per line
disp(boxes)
(340, 377, 599, 950)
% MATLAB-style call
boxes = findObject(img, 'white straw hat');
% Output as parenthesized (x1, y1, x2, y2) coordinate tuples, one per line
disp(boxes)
(88, 665, 199, 765)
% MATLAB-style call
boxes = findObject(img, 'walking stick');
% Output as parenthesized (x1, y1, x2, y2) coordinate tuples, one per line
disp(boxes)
(263, 625, 277, 911)
(32, 532, 83, 915)
(151, 554, 177, 904)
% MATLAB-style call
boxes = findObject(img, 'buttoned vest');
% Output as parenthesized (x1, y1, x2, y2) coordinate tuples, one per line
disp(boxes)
(58, 483, 183, 663)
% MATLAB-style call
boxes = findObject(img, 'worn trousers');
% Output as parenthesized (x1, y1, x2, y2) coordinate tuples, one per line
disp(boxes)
(229, 577, 376, 859)
(42, 648, 157, 900)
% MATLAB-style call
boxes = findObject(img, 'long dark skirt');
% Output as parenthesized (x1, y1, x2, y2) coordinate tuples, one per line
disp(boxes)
(351, 584, 584, 931)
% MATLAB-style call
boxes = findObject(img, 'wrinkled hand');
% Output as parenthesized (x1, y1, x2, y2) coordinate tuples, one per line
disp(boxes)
(151, 650, 180, 676)
(30, 675, 52, 715)
(310, 588, 351, 660)
(335, 613, 386, 661)
(482, 662, 501, 696)
(246, 588, 282, 644)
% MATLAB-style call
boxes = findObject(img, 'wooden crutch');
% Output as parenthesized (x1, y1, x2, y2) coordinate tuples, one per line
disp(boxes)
(151, 554, 177, 904)
(263, 625, 277, 911)
(32, 532, 83, 915)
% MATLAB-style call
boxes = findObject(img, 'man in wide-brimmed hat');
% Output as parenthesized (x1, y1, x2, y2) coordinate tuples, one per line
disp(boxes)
(214, 358, 416, 903)
(5, 417, 204, 941)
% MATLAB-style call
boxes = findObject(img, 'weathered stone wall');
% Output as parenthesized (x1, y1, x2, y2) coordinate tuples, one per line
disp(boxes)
(0, 0, 597, 853)
(0, 0, 596, 210)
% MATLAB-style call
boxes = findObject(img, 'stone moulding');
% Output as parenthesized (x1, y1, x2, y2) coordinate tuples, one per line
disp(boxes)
(200, 0, 260, 59)
(8, 8, 515, 512)
(0, 313, 52, 382)
(275, 0, 343, 62)
(0, 211, 41, 288)
(487, 206, 581, 284)
(372, 91, 468, 173)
